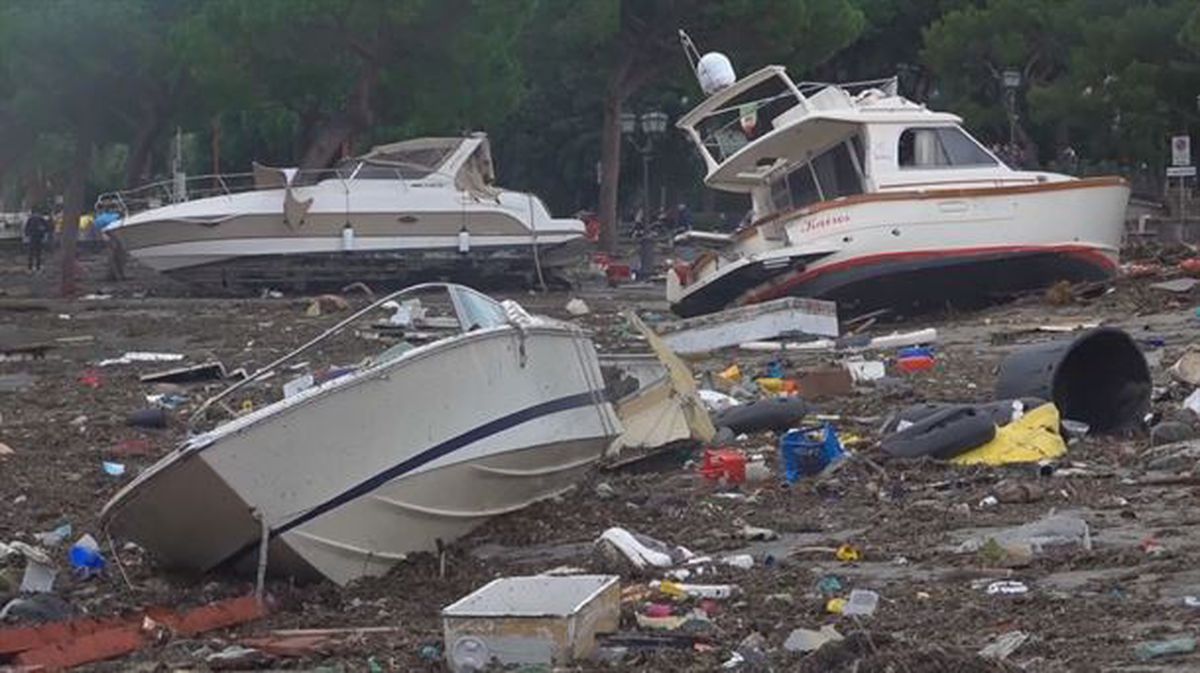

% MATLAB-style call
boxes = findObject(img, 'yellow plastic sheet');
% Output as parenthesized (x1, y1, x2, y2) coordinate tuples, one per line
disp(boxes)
(951, 403, 1067, 466)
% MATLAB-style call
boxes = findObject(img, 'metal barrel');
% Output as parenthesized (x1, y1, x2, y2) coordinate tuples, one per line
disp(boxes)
(994, 327, 1150, 433)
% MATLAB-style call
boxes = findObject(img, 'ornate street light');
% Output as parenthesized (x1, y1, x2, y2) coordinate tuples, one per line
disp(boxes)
(621, 108, 669, 221)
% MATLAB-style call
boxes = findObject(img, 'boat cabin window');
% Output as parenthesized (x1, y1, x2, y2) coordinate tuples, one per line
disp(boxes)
(898, 127, 996, 168)
(769, 138, 864, 213)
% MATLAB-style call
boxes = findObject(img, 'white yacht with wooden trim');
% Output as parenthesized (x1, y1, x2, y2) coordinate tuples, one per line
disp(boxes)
(667, 41, 1129, 317)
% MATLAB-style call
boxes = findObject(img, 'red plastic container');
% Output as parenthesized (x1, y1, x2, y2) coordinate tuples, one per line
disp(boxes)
(700, 449, 747, 484)
(896, 355, 936, 374)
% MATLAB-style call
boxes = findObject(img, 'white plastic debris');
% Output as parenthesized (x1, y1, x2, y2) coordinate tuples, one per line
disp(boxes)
(986, 580, 1029, 596)
(97, 352, 185, 367)
(1184, 388, 1200, 418)
(698, 389, 740, 413)
(843, 360, 886, 382)
(979, 631, 1030, 660)
(565, 298, 591, 316)
(783, 625, 844, 653)
(842, 589, 879, 616)
(595, 527, 694, 570)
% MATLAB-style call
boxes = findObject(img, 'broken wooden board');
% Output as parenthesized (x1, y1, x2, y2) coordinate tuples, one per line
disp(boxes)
(655, 297, 839, 355)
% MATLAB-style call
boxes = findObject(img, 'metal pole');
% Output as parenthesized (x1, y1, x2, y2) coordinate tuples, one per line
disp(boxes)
(642, 148, 651, 218)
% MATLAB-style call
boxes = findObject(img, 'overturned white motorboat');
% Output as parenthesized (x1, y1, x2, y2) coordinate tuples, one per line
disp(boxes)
(98, 134, 590, 290)
(668, 41, 1129, 317)
(100, 284, 621, 585)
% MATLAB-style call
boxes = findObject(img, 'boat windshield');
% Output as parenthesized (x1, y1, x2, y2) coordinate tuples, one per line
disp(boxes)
(450, 285, 509, 331)
(693, 73, 803, 165)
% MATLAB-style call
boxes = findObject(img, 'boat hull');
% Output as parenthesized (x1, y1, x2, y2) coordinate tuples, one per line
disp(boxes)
(110, 189, 588, 290)
(101, 325, 620, 585)
(671, 179, 1127, 317)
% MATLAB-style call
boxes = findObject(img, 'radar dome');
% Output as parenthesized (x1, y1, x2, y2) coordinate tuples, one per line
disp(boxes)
(696, 52, 736, 95)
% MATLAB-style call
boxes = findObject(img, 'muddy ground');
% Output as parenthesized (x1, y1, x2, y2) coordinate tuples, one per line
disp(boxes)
(4, 243, 1200, 671)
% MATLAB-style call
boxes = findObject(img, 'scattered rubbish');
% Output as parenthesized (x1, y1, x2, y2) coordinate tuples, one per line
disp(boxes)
(634, 607, 712, 632)
(881, 405, 995, 459)
(1184, 596, 1200, 609)
(843, 359, 885, 383)
(0, 595, 266, 670)
(33, 523, 72, 547)
(565, 298, 591, 316)
(146, 393, 189, 410)
(835, 544, 861, 563)
(1134, 636, 1196, 661)
(304, 294, 351, 316)
(842, 589, 879, 616)
(816, 576, 843, 595)
(796, 366, 853, 398)
(651, 580, 737, 600)
(896, 346, 936, 373)
(140, 361, 227, 384)
(607, 314, 717, 455)
(1171, 349, 1200, 386)
(595, 528, 694, 571)
(1184, 389, 1200, 418)
(699, 448, 746, 484)
(729, 632, 768, 668)
(207, 644, 269, 668)
(738, 524, 778, 541)
(658, 297, 839, 355)
(19, 556, 56, 593)
(97, 352, 185, 367)
(698, 389, 740, 413)
(0, 443, 13, 457)
(109, 438, 153, 457)
(959, 513, 1092, 556)
(825, 597, 847, 614)
(77, 369, 103, 388)
(741, 327, 938, 353)
(69, 534, 106, 577)
(779, 424, 844, 483)
(1060, 418, 1090, 439)
(126, 408, 168, 429)
(994, 328, 1150, 434)
(1149, 278, 1200, 293)
(993, 480, 1045, 504)
(951, 403, 1067, 466)
(783, 625, 844, 653)
(979, 631, 1030, 660)
(713, 397, 806, 435)
(985, 580, 1029, 595)
(102, 461, 126, 477)
(442, 575, 620, 672)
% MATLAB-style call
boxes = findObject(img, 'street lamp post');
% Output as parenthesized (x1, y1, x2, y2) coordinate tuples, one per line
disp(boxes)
(1002, 69, 1022, 148)
(621, 110, 669, 224)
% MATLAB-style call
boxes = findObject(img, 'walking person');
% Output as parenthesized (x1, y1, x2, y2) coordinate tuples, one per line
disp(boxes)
(23, 210, 49, 272)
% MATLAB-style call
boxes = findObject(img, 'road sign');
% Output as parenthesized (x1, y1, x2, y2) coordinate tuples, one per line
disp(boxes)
(1172, 135, 1191, 166)
(1167, 166, 1197, 178)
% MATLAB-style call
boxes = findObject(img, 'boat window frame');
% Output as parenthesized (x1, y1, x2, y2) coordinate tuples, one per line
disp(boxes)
(897, 126, 998, 169)
(766, 133, 866, 215)
(448, 285, 510, 332)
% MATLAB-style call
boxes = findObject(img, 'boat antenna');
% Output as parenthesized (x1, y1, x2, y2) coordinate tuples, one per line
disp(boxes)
(679, 30, 701, 71)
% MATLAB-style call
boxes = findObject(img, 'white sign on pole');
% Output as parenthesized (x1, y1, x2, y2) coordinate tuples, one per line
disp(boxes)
(1167, 166, 1197, 178)
(1172, 135, 1191, 167)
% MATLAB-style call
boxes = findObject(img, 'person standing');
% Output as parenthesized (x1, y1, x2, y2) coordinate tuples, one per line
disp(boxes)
(23, 210, 49, 272)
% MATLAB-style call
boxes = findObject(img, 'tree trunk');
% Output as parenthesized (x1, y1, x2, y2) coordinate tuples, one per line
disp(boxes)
(298, 66, 378, 170)
(596, 91, 624, 253)
(596, 55, 634, 254)
(60, 136, 91, 297)
(124, 113, 164, 188)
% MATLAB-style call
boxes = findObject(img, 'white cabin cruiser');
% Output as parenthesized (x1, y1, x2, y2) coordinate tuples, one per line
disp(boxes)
(667, 52, 1129, 317)
(100, 283, 621, 585)
(99, 134, 590, 290)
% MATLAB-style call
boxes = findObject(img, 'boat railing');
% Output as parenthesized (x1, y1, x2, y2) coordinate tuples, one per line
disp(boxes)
(94, 162, 457, 218)
(187, 283, 514, 433)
